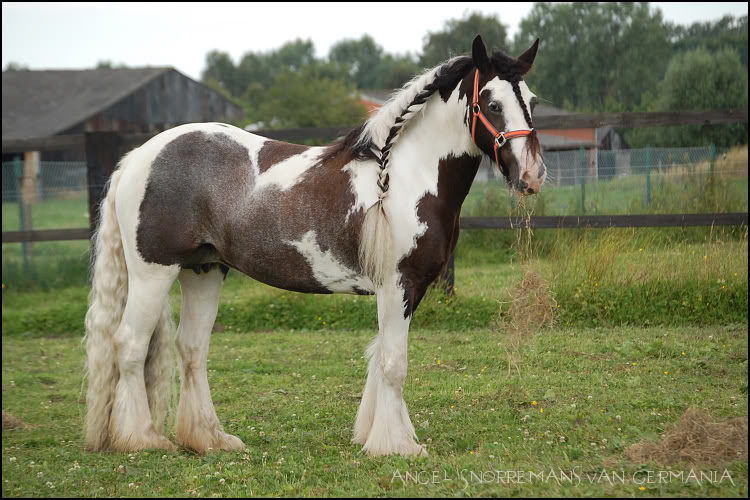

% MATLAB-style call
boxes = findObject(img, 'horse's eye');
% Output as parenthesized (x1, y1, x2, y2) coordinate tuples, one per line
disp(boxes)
(488, 102, 501, 113)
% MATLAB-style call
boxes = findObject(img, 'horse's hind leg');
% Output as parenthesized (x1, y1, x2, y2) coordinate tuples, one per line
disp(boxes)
(175, 267, 244, 453)
(109, 269, 178, 452)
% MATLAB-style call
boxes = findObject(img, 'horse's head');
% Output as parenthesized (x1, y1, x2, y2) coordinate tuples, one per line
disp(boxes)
(468, 35, 545, 195)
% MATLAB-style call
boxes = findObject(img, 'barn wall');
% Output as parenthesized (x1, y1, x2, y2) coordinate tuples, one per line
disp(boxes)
(49, 70, 243, 160)
(79, 70, 242, 133)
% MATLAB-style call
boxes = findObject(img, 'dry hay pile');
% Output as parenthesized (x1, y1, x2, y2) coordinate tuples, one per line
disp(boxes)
(2, 411, 30, 430)
(626, 408, 748, 466)
(494, 263, 556, 375)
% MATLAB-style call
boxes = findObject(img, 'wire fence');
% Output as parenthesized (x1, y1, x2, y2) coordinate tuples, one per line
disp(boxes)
(470, 145, 749, 216)
(2, 145, 749, 232)
(2, 160, 88, 202)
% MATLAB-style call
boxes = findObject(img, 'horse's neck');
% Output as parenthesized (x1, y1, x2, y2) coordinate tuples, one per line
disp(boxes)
(386, 88, 480, 212)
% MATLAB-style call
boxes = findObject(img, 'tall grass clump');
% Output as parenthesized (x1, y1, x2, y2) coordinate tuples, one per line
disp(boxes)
(547, 225, 748, 326)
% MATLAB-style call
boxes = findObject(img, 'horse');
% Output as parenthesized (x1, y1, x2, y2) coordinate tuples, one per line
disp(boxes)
(84, 35, 546, 457)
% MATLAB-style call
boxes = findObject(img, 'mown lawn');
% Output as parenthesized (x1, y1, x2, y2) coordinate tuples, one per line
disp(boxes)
(2, 324, 747, 497)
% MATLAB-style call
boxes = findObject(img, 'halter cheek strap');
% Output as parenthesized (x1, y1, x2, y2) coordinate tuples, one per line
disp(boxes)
(471, 68, 534, 177)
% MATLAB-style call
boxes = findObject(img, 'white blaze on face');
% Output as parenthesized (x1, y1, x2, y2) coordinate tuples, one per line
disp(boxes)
(484, 78, 546, 191)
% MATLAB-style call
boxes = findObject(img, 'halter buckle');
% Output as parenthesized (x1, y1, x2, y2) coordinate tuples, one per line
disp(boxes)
(495, 133, 507, 149)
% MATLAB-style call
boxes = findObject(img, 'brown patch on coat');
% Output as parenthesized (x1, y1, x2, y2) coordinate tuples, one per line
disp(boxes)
(136, 129, 366, 294)
(398, 153, 481, 317)
(257, 141, 310, 174)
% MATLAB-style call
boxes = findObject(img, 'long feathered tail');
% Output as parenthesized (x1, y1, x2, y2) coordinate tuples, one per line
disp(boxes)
(83, 161, 176, 451)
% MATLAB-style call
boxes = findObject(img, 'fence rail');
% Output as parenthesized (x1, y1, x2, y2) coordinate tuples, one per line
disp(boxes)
(4, 213, 747, 245)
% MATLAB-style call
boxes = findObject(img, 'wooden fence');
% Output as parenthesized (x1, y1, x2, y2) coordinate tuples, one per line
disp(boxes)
(3, 109, 748, 272)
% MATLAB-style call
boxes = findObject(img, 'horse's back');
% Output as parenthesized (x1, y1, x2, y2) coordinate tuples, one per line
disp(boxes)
(117, 123, 374, 294)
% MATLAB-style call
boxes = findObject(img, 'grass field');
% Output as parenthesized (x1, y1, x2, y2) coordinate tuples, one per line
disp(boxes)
(2, 324, 747, 497)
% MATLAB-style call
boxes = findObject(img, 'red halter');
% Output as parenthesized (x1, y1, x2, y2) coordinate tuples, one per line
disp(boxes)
(471, 69, 534, 177)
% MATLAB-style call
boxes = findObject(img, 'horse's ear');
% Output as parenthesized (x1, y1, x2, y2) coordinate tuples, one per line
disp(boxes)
(472, 35, 490, 73)
(517, 38, 540, 73)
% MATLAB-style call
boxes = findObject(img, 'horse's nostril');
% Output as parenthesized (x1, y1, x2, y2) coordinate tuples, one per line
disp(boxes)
(527, 187, 535, 194)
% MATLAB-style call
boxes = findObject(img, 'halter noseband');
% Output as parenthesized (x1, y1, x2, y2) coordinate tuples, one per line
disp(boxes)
(471, 68, 534, 177)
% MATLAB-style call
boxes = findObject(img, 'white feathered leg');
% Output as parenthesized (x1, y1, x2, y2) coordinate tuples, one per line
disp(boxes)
(355, 275, 426, 456)
(174, 268, 244, 453)
(108, 270, 178, 452)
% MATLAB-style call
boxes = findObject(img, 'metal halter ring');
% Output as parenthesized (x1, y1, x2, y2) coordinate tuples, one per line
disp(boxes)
(494, 133, 507, 148)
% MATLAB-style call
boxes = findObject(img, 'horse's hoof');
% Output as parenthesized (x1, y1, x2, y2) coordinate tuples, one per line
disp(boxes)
(178, 431, 244, 454)
(362, 438, 427, 457)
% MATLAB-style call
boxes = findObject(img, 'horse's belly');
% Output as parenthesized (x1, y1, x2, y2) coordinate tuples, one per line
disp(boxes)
(224, 228, 374, 296)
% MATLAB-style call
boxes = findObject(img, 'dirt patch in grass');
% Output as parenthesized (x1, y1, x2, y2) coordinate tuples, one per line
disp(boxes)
(2, 411, 31, 430)
(625, 408, 748, 465)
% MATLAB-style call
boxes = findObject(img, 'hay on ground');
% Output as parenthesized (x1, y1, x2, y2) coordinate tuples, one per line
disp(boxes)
(494, 263, 556, 375)
(625, 408, 748, 466)
(2, 411, 30, 430)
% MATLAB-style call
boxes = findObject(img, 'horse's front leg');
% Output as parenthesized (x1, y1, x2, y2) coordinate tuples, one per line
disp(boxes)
(353, 275, 426, 457)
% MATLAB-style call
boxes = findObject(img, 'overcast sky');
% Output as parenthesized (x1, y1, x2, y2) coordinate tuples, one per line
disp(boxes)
(2, 2, 748, 81)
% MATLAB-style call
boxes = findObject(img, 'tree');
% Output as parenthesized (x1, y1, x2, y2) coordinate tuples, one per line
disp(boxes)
(329, 35, 385, 89)
(626, 47, 748, 148)
(96, 60, 128, 69)
(201, 50, 242, 96)
(672, 15, 748, 67)
(514, 2, 672, 112)
(378, 54, 422, 90)
(421, 11, 509, 67)
(252, 65, 367, 129)
(274, 38, 316, 71)
(4, 62, 29, 71)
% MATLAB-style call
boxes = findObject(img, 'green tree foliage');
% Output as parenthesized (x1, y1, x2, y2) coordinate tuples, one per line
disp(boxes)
(378, 54, 422, 89)
(329, 35, 421, 90)
(626, 47, 748, 148)
(253, 64, 367, 129)
(201, 50, 243, 96)
(514, 2, 672, 111)
(672, 15, 748, 67)
(4, 62, 29, 71)
(330, 35, 384, 89)
(202, 38, 318, 98)
(421, 11, 509, 67)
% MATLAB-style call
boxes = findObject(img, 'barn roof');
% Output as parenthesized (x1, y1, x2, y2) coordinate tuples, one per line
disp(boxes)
(2, 67, 237, 141)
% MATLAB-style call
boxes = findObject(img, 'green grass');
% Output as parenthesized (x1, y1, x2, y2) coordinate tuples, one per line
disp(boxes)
(2, 324, 747, 497)
(2, 226, 747, 498)
(2, 197, 90, 231)
(3, 235, 747, 337)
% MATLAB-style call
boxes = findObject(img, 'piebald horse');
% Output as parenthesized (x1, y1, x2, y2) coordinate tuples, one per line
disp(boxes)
(84, 35, 545, 456)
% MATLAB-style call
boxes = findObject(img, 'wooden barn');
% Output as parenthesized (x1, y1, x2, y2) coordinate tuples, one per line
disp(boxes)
(2, 67, 243, 161)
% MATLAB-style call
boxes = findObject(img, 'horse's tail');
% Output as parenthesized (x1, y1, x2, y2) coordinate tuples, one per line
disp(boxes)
(359, 198, 393, 287)
(83, 158, 176, 450)
(83, 166, 127, 451)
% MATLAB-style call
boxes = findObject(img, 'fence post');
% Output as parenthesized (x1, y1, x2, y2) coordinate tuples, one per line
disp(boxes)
(579, 146, 586, 213)
(86, 132, 122, 240)
(13, 156, 30, 271)
(645, 144, 652, 205)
